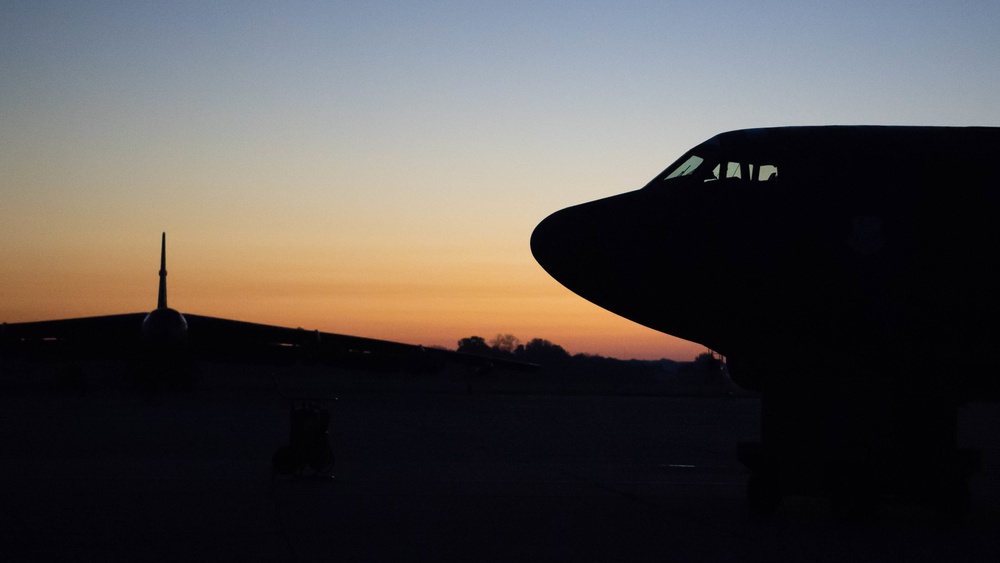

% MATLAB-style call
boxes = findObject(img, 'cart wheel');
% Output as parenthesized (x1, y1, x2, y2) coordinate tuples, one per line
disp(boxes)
(308, 443, 335, 473)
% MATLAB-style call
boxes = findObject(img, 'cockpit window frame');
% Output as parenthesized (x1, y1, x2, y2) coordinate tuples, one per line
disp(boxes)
(662, 154, 705, 180)
(643, 145, 780, 189)
(643, 150, 716, 189)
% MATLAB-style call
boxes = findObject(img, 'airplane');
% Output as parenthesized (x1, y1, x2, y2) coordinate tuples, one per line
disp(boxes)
(530, 126, 1000, 518)
(1, 233, 533, 387)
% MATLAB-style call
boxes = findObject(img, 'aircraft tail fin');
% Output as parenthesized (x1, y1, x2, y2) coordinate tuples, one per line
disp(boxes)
(157, 232, 168, 310)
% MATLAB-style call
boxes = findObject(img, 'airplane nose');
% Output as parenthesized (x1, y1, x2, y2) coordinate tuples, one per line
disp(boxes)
(529, 189, 724, 349)
(531, 193, 655, 312)
(530, 206, 586, 284)
(531, 202, 606, 290)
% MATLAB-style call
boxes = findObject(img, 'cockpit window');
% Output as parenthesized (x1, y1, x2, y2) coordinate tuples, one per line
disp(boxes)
(703, 162, 744, 181)
(651, 154, 778, 187)
(663, 155, 704, 179)
(756, 164, 778, 181)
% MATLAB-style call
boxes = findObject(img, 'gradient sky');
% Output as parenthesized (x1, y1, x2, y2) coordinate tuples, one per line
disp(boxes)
(2, 1, 998, 360)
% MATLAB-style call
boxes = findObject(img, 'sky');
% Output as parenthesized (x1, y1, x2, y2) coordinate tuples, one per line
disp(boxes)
(2, 1, 998, 360)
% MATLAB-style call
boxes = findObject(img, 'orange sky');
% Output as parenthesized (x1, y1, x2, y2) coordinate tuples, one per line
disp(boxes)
(0, 230, 706, 360)
(3, 3, 996, 361)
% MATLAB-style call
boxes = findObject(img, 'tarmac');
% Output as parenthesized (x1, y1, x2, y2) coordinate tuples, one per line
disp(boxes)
(2, 363, 999, 562)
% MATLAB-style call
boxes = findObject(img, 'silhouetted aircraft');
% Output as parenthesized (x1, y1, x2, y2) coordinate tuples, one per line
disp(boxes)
(1, 233, 530, 385)
(531, 126, 1000, 517)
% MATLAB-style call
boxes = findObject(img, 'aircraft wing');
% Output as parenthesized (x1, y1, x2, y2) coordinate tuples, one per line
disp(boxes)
(2, 235, 536, 374)
(1, 313, 147, 361)
(2, 313, 535, 373)
(182, 314, 536, 373)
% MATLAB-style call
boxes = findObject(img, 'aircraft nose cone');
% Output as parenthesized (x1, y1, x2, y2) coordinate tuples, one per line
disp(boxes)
(530, 204, 604, 290)
(531, 193, 653, 311)
(530, 189, 728, 352)
(530, 207, 580, 283)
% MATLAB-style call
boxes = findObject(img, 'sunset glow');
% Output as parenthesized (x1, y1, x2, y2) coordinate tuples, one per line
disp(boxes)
(3, 2, 998, 360)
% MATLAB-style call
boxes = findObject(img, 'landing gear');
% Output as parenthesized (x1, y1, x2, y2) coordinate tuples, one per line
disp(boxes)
(747, 469, 782, 514)
(738, 377, 979, 521)
(931, 471, 972, 522)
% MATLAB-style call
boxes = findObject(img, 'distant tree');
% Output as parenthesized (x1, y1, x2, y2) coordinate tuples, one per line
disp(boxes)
(694, 351, 722, 368)
(677, 351, 728, 395)
(457, 336, 492, 356)
(519, 338, 570, 365)
(490, 333, 520, 356)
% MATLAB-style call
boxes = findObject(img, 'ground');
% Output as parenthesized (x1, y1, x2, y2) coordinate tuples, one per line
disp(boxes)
(1, 363, 999, 561)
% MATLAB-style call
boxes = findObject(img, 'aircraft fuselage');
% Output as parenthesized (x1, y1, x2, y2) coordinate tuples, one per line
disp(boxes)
(531, 126, 1000, 515)
(532, 126, 1000, 396)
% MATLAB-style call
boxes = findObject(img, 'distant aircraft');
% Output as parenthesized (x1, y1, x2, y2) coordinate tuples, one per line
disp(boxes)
(531, 126, 1000, 517)
(1, 233, 529, 385)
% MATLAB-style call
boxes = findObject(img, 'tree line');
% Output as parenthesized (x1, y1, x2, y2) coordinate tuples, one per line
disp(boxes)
(457, 334, 571, 365)
(455, 334, 745, 396)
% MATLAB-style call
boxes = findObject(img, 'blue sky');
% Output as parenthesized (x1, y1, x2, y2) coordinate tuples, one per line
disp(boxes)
(2, 1, 998, 359)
